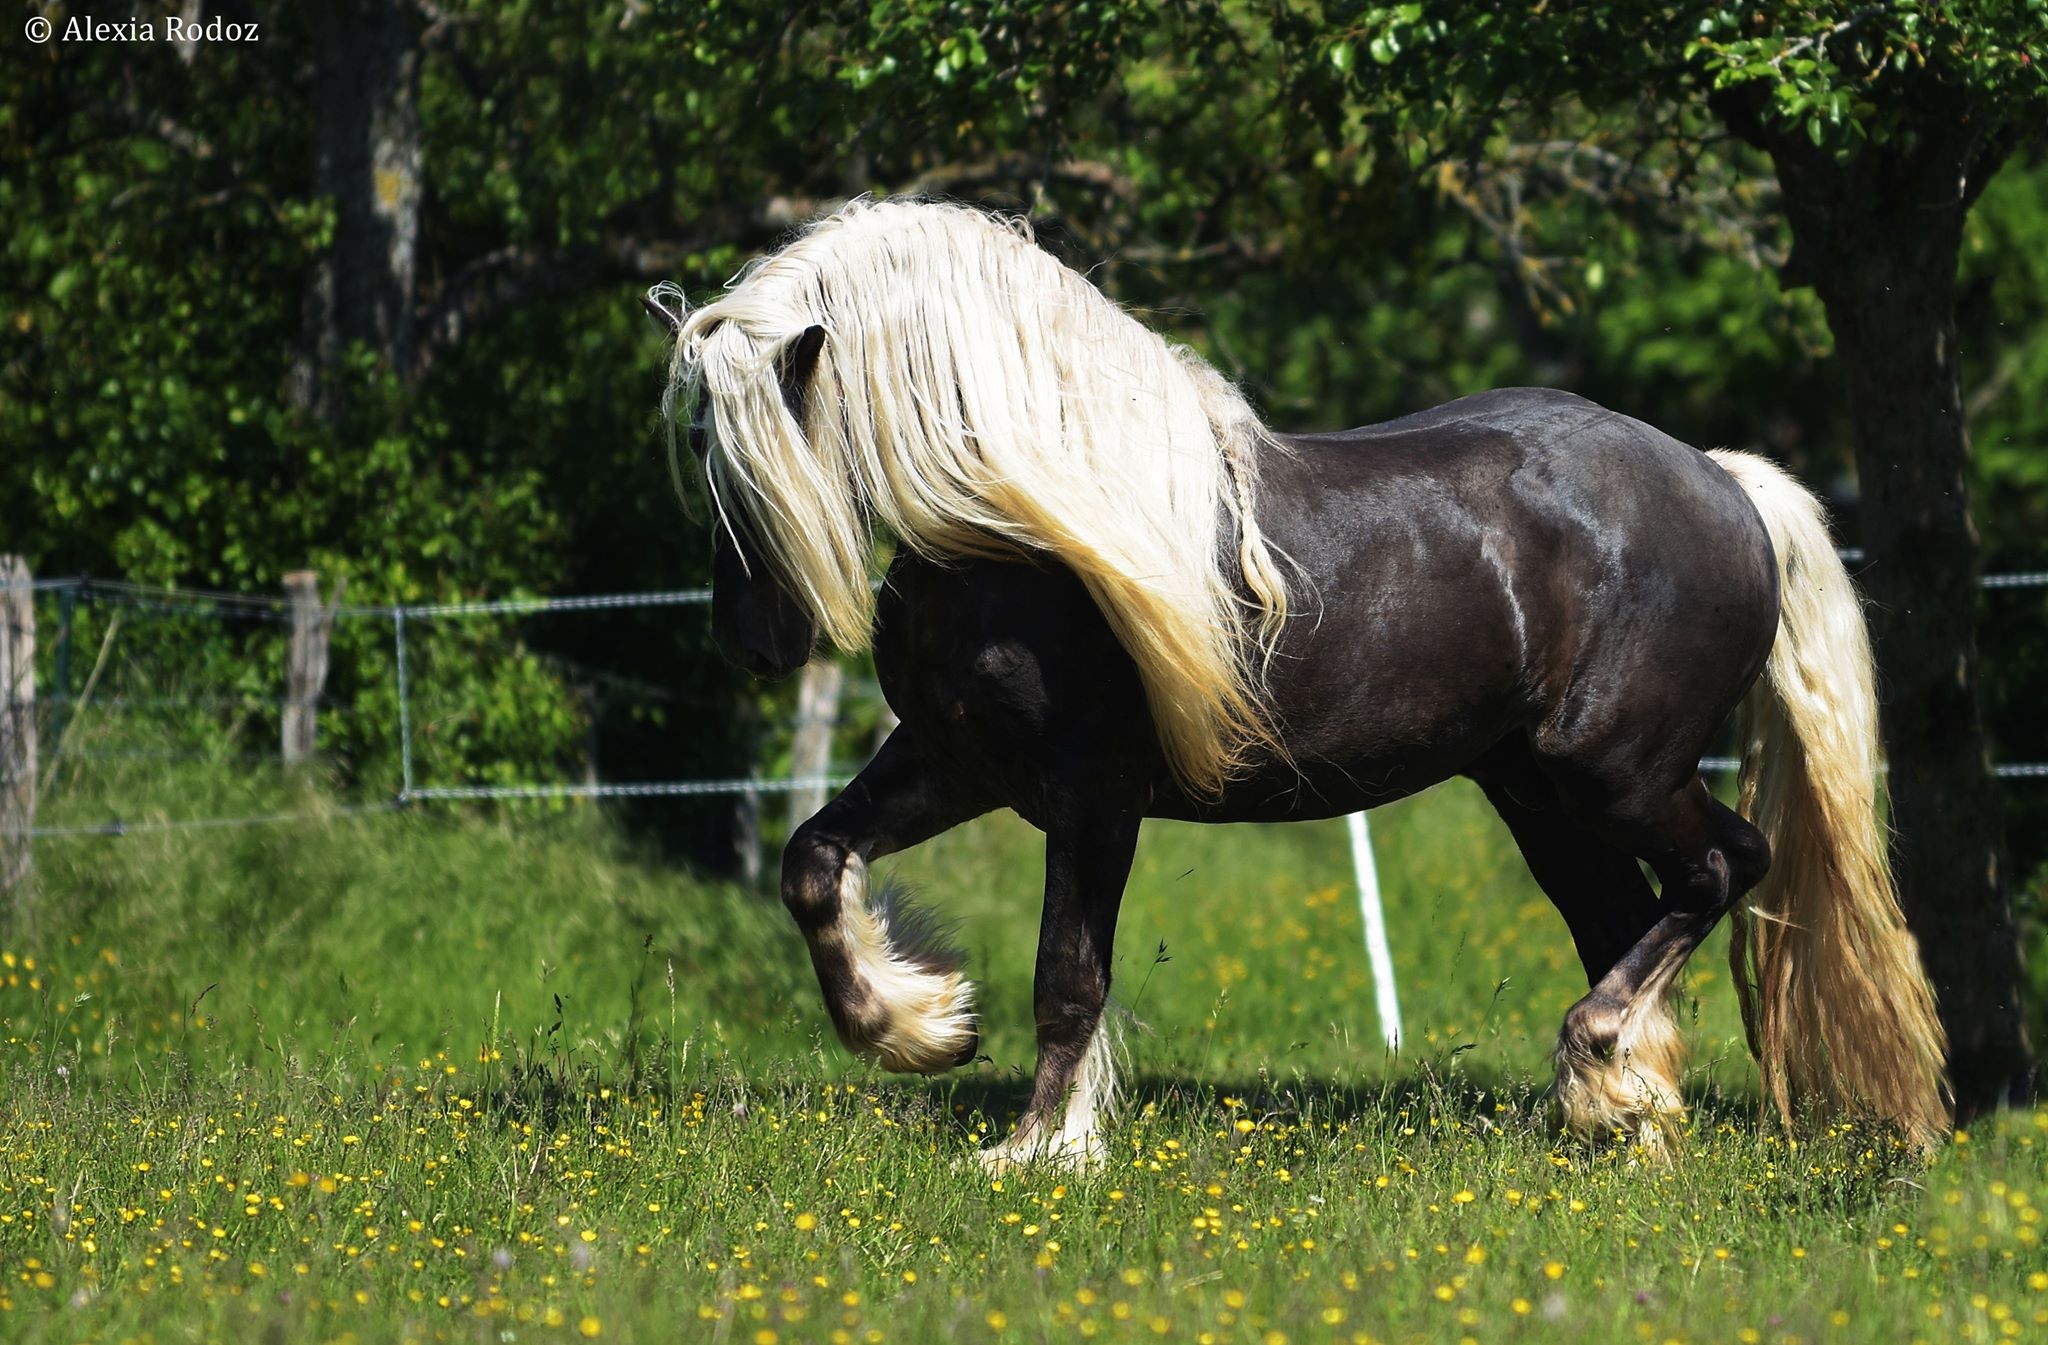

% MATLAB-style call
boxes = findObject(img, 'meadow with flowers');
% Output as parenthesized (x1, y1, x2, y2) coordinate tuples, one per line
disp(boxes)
(1, 767, 2043, 1344)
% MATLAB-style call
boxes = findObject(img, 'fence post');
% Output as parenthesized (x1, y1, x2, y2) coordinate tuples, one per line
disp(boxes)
(576, 684, 600, 791)
(283, 570, 334, 765)
(870, 703, 900, 760)
(1346, 810, 1402, 1053)
(786, 660, 843, 834)
(49, 586, 75, 754)
(734, 700, 764, 889)
(1, 556, 36, 898)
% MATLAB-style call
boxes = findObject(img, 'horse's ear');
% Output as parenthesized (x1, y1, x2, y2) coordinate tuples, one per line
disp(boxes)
(641, 295, 682, 337)
(642, 284, 686, 337)
(777, 324, 828, 423)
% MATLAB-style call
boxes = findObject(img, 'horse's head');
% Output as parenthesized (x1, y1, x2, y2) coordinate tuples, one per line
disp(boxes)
(649, 293, 824, 680)
(709, 504, 816, 680)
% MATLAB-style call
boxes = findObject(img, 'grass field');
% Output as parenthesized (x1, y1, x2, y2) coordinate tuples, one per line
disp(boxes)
(2, 765, 2044, 1343)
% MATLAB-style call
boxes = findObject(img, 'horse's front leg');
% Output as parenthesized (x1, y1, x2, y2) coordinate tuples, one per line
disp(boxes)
(982, 796, 1143, 1170)
(783, 729, 992, 1073)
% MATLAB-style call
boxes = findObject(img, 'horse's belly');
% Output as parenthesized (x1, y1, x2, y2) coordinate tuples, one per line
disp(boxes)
(1157, 673, 1527, 824)
(1164, 546, 1537, 822)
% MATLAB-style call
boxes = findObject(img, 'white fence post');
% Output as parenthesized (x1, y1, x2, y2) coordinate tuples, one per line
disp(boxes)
(1347, 810, 1401, 1052)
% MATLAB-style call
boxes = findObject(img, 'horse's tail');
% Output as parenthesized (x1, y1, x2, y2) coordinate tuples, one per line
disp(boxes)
(1709, 449, 1949, 1153)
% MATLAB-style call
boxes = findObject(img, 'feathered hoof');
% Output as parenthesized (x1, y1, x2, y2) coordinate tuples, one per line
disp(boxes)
(1553, 1003, 1687, 1161)
(974, 1128, 1108, 1175)
(844, 972, 980, 1075)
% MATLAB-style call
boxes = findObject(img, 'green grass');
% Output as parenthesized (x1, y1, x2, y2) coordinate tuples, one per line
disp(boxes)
(2, 767, 2043, 1344)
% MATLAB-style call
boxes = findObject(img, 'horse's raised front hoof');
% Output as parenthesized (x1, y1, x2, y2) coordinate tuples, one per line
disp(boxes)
(842, 972, 981, 1076)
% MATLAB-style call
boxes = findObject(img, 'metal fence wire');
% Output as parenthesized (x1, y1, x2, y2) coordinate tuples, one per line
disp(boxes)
(2, 566, 2045, 840)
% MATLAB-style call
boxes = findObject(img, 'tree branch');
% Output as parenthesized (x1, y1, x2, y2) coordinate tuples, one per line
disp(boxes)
(412, 157, 1141, 375)
(905, 154, 1138, 205)
(413, 229, 742, 377)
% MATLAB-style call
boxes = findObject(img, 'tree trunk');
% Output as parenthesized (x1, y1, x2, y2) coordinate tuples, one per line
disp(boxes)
(290, 0, 424, 417)
(1769, 152, 2035, 1117)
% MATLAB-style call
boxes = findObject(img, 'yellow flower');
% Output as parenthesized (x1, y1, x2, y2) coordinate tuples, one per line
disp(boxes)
(795, 1213, 818, 1231)
(578, 1317, 602, 1338)
(1543, 1261, 1565, 1280)
(986, 1311, 1008, 1330)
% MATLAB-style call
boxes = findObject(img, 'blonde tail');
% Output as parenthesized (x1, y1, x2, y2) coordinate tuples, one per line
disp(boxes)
(1709, 450, 1950, 1152)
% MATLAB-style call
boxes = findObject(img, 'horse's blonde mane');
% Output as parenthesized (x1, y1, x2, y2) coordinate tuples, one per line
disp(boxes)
(662, 198, 1290, 796)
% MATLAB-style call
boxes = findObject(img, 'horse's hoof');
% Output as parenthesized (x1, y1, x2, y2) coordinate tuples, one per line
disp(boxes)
(842, 974, 980, 1076)
(972, 1131, 1107, 1175)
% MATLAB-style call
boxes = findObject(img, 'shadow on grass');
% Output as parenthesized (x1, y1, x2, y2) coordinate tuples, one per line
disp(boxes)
(911, 1064, 1773, 1147)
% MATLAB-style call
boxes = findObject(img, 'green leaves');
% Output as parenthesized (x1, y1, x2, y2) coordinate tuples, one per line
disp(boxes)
(1687, 0, 2047, 160)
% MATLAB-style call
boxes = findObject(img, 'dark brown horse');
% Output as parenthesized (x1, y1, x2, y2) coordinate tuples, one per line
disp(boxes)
(650, 200, 1947, 1167)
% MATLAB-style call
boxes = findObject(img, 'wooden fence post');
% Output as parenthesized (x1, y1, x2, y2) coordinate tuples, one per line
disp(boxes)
(786, 660, 843, 835)
(733, 700, 764, 890)
(1, 556, 36, 897)
(870, 703, 900, 759)
(283, 570, 336, 765)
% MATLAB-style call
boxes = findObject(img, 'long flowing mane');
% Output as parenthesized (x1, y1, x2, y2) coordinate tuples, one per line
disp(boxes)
(661, 198, 1290, 796)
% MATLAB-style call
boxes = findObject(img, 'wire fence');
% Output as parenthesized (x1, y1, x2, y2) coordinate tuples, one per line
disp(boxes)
(3, 563, 2045, 843)
(0, 573, 875, 849)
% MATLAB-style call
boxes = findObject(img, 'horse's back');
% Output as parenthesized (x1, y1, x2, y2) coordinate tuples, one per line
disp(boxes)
(1230, 387, 1779, 817)
(1281, 387, 1774, 620)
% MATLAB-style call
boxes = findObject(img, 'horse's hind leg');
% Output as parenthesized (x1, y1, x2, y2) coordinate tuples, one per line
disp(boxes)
(981, 792, 1143, 1171)
(1475, 776, 1688, 1146)
(783, 729, 993, 1074)
(1542, 768, 1769, 1151)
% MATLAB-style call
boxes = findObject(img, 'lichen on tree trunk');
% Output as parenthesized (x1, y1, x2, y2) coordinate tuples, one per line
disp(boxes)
(290, 0, 424, 418)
